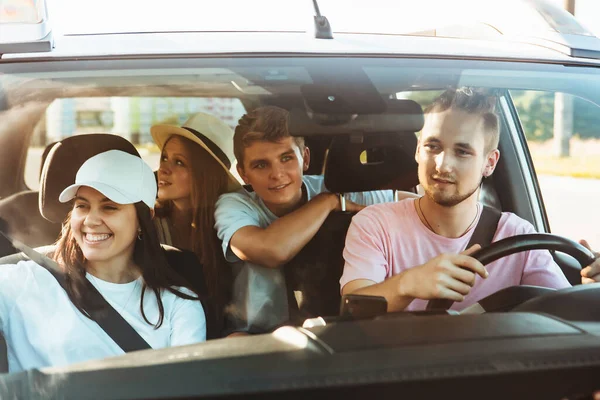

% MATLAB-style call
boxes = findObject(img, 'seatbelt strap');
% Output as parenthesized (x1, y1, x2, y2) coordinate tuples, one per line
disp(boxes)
(466, 205, 502, 250)
(0, 226, 151, 353)
(426, 205, 502, 311)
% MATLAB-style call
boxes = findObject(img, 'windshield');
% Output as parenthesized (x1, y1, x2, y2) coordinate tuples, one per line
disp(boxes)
(1, 55, 600, 398)
(3, 57, 600, 245)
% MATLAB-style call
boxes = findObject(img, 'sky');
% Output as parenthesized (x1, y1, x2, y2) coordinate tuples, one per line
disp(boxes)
(42, 0, 600, 37)
(2, 0, 599, 41)
(555, 0, 600, 35)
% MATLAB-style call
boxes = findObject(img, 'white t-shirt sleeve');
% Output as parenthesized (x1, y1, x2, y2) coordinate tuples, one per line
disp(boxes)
(169, 288, 207, 346)
(214, 192, 261, 262)
(341, 207, 390, 291)
(0, 262, 34, 332)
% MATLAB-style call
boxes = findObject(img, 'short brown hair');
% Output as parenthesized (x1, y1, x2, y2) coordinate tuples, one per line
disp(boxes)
(425, 87, 499, 152)
(234, 106, 305, 167)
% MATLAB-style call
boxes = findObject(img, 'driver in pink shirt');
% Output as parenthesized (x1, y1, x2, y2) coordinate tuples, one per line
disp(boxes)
(340, 88, 599, 312)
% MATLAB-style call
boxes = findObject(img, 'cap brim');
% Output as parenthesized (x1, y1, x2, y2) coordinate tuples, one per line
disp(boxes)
(151, 124, 241, 193)
(59, 182, 145, 207)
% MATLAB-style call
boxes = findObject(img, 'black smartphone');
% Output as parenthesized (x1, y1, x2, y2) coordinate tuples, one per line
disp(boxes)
(339, 294, 388, 319)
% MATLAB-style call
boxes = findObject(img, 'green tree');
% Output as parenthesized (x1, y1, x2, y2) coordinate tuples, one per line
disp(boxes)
(512, 90, 600, 141)
(573, 97, 600, 139)
(511, 90, 555, 141)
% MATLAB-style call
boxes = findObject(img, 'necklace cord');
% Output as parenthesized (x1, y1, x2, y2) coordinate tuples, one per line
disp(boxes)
(418, 197, 480, 237)
(88, 274, 140, 312)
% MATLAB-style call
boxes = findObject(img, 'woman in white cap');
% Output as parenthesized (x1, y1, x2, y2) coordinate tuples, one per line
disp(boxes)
(0, 150, 206, 373)
(151, 113, 240, 336)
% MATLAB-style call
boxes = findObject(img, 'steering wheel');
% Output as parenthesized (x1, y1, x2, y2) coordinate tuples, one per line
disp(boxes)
(425, 233, 596, 311)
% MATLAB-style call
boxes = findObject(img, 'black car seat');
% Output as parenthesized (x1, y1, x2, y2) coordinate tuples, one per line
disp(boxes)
(303, 136, 331, 175)
(38, 134, 141, 223)
(0, 142, 60, 257)
(284, 100, 425, 323)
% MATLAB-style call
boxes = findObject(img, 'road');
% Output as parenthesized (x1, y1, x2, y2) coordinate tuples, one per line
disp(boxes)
(538, 175, 600, 249)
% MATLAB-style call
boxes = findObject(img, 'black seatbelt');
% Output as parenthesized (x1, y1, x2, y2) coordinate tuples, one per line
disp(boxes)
(465, 205, 502, 251)
(426, 205, 502, 311)
(0, 224, 151, 352)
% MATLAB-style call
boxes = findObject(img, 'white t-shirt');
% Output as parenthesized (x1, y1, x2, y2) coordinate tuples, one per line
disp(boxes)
(0, 260, 206, 373)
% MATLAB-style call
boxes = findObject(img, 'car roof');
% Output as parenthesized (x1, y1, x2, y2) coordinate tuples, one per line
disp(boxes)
(0, 31, 593, 64)
(3, 0, 600, 66)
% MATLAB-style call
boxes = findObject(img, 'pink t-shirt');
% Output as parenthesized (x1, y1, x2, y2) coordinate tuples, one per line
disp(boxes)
(340, 198, 571, 311)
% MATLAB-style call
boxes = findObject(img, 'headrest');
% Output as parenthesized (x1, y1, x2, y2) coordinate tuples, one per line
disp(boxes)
(39, 141, 58, 180)
(288, 100, 424, 137)
(323, 132, 419, 193)
(39, 134, 140, 223)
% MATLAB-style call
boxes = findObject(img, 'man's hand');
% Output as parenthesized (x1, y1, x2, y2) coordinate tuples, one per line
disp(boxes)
(579, 239, 600, 284)
(399, 244, 489, 302)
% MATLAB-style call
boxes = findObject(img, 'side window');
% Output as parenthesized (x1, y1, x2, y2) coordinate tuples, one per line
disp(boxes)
(511, 90, 600, 249)
(25, 97, 246, 190)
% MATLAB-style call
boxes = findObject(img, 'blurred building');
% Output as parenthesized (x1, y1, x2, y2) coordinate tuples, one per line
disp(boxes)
(40, 97, 245, 146)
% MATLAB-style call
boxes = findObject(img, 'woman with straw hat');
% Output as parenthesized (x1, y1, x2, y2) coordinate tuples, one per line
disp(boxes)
(151, 112, 241, 336)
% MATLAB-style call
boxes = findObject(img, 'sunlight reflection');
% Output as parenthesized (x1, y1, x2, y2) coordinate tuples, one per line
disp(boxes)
(272, 326, 309, 349)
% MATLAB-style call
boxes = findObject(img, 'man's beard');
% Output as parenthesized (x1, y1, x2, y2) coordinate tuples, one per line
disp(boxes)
(424, 177, 482, 207)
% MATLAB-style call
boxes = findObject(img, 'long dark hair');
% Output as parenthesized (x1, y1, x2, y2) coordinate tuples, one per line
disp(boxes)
(155, 136, 232, 327)
(54, 201, 198, 328)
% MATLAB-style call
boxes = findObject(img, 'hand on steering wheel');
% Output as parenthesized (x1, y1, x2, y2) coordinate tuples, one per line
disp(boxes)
(579, 239, 600, 284)
(399, 244, 489, 303)
(425, 233, 596, 311)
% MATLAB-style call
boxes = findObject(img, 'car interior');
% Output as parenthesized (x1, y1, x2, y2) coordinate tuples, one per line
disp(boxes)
(1, 55, 600, 398)
(0, 60, 596, 315)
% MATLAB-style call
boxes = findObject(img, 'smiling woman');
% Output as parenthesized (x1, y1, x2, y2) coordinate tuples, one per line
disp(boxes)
(0, 150, 207, 373)
(69, 186, 140, 279)
(151, 112, 241, 336)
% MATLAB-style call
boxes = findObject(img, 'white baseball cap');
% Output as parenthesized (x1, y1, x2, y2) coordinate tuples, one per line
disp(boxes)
(59, 150, 157, 209)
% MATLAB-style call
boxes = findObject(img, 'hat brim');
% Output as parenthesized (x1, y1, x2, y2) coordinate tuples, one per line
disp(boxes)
(151, 124, 241, 193)
(59, 181, 152, 208)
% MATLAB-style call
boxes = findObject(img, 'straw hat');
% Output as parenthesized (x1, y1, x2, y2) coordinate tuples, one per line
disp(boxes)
(151, 112, 241, 192)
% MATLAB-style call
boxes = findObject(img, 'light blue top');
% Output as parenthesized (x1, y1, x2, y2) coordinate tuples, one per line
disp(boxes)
(214, 175, 393, 333)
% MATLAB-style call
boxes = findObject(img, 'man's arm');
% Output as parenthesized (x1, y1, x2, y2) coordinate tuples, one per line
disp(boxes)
(342, 246, 488, 312)
(349, 190, 419, 206)
(342, 278, 415, 312)
(230, 193, 364, 268)
(340, 207, 488, 312)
